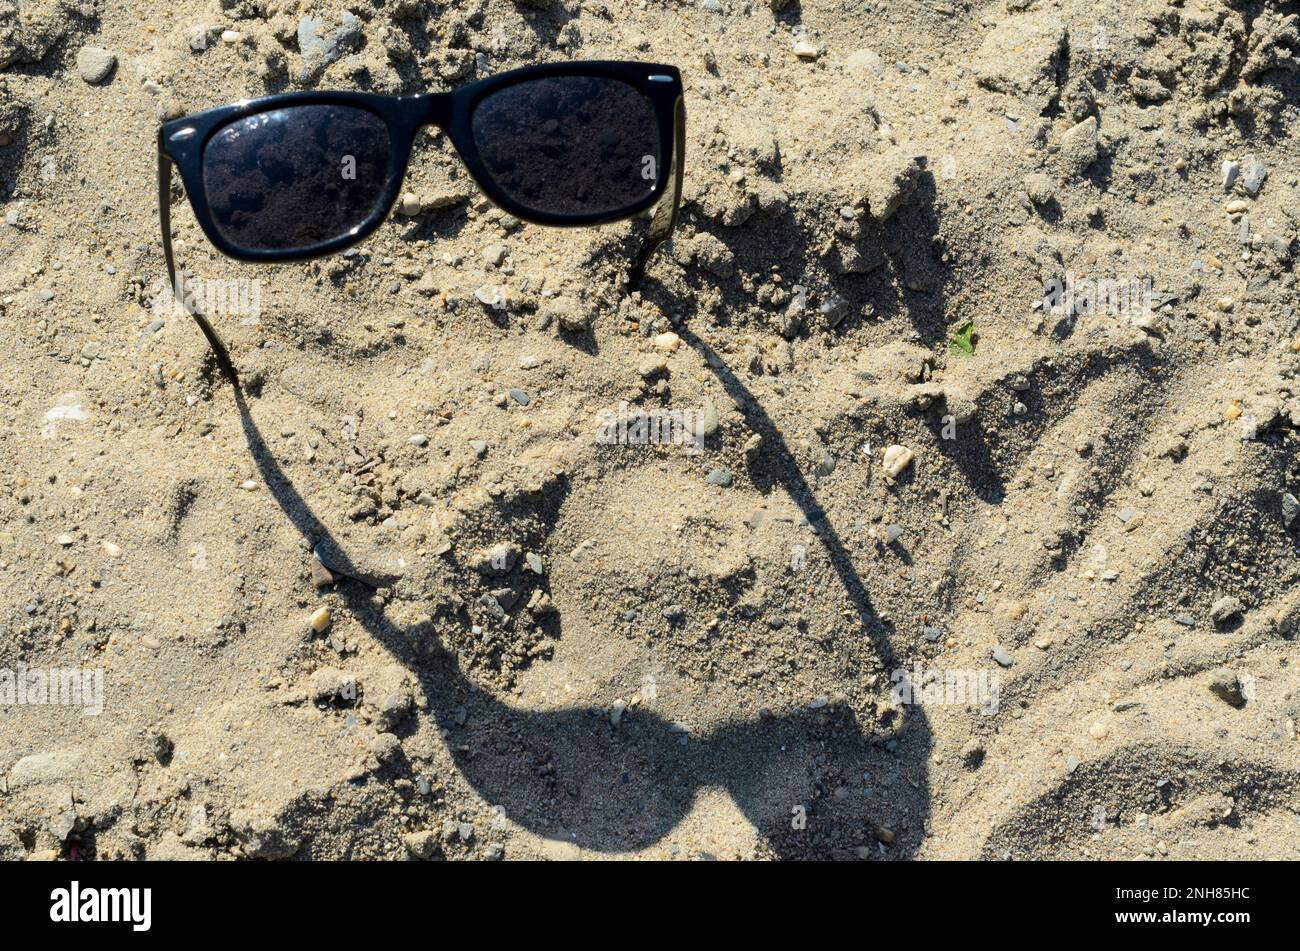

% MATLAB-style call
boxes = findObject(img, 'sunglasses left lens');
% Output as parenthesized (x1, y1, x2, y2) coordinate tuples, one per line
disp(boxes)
(202, 104, 391, 253)
(470, 75, 662, 219)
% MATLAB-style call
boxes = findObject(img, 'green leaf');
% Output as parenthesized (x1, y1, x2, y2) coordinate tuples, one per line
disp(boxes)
(948, 320, 975, 356)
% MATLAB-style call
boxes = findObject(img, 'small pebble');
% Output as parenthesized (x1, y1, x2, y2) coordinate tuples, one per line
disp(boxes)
(1221, 160, 1239, 192)
(475, 284, 504, 309)
(882, 444, 914, 479)
(793, 38, 820, 60)
(76, 46, 116, 84)
(1239, 154, 1267, 196)
(1282, 492, 1298, 528)
(698, 398, 719, 436)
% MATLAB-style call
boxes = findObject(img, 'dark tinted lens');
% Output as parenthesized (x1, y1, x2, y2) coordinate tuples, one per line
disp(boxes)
(470, 76, 660, 218)
(202, 104, 391, 252)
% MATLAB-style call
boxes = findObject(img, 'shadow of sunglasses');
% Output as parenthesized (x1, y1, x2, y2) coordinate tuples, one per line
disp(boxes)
(157, 61, 686, 385)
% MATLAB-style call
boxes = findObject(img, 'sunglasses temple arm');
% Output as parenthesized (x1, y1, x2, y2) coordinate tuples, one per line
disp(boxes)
(158, 149, 239, 385)
(628, 97, 686, 291)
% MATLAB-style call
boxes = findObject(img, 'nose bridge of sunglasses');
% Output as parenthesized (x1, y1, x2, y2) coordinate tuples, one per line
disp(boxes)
(408, 92, 454, 130)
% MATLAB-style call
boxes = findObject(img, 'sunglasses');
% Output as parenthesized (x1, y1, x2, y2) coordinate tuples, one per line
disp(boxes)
(157, 61, 686, 383)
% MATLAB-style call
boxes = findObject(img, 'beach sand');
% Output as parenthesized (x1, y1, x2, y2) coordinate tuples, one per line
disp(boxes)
(1, 0, 1298, 859)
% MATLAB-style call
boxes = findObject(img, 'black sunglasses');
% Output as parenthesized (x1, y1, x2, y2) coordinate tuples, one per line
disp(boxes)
(157, 61, 686, 383)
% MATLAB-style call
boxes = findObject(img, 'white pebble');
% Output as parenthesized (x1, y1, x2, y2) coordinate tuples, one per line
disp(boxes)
(397, 193, 422, 216)
(653, 331, 681, 352)
(882, 444, 914, 479)
(793, 38, 820, 60)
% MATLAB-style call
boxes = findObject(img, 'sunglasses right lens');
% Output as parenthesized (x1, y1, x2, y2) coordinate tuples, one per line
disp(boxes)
(470, 75, 661, 219)
(202, 104, 391, 253)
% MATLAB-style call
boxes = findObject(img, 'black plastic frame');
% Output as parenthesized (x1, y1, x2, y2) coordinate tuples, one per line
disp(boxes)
(157, 61, 685, 384)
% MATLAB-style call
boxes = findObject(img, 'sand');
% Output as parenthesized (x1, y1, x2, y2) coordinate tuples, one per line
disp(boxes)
(1, 0, 1299, 860)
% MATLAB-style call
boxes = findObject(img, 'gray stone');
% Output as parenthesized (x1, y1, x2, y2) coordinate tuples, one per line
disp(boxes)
(1239, 154, 1267, 196)
(820, 294, 851, 328)
(76, 47, 116, 84)
(474, 284, 504, 309)
(1282, 492, 1298, 528)
(1221, 160, 1239, 192)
